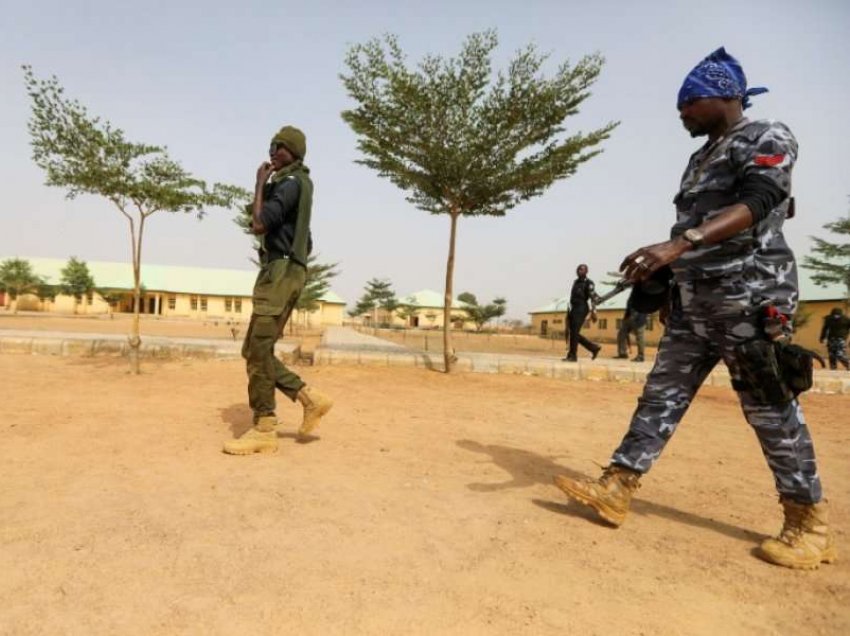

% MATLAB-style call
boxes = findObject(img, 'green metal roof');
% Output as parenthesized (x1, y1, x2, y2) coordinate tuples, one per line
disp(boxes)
(6, 257, 346, 304)
(400, 289, 464, 309)
(529, 271, 847, 315)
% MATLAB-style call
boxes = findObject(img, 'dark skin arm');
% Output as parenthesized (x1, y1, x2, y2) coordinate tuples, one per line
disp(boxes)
(251, 161, 275, 234)
(620, 203, 755, 283)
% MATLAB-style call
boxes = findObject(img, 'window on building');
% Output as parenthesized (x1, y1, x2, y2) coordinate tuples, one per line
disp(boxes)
(234, 299, 242, 313)
(225, 298, 232, 312)
(553, 318, 562, 325)
(598, 318, 608, 330)
(616, 318, 623, 330)
(200, 297, 208, 312)
(168, 296, 176, 310)
(190, 296, 198, 311)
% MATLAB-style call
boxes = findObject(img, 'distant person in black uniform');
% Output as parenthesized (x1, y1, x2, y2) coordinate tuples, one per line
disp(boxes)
(820, 307, 850, 370)
(563, 264, 602, 362)
(615, 296, 648, 362)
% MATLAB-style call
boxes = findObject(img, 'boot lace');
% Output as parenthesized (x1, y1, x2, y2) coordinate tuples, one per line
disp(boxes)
(599, 466, 641, 490)
(777, 507, 807, 545)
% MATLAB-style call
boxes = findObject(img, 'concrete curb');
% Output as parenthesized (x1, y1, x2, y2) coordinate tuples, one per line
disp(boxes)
(4, 328, 848, 395)
(0, 332, 299, 363)
(312, 346, 850, 395)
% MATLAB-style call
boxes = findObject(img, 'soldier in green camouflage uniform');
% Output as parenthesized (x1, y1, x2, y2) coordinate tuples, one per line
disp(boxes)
(820, 307, 850, 370)
(224, 126, 332, 455)
(554, 48, 836, 570)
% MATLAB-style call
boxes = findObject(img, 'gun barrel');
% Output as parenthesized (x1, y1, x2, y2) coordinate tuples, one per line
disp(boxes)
(595, 279, 632, 305)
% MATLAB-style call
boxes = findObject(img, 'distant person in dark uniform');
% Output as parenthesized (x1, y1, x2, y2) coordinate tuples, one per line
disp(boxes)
(615, 296, 648, 362)
(820, 307, 850, 370)
(563, 264, 601, 362)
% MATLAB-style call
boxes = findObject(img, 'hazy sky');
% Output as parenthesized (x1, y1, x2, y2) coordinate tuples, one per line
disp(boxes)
(1, 0, 848, 319)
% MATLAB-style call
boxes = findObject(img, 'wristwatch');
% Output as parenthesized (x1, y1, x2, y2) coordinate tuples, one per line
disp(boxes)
(682, 228, 705, 248)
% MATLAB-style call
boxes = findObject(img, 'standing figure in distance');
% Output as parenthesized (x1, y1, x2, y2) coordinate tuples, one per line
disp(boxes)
(615, 295, 648, 362)
(820, 307, 850, 370)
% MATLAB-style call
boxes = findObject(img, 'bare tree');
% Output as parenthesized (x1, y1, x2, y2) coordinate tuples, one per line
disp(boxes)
(24, 67, 247, 372)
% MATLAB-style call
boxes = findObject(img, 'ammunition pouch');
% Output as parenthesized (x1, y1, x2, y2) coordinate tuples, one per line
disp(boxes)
(777, 343, 820, 396)
(733, 340, 821, 404)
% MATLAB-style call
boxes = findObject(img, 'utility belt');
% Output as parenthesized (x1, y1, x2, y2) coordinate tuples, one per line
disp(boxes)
(732, 307, 825, 404)
(259, 250, 306, 269)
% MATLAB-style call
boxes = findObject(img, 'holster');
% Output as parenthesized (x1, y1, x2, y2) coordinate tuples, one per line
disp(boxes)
(733, 340, 820, 404)
(733, 340, 794, 404)
(776, 343, 818, 396)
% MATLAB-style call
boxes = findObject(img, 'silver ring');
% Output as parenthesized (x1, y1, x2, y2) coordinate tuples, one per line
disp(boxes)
(634, 255, 646, 265)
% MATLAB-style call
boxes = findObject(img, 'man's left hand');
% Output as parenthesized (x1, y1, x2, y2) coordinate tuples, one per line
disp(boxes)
(621, 238, 690, 283)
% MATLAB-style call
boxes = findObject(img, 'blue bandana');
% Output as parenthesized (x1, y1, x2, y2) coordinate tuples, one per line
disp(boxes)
(677, 47, 768, 110)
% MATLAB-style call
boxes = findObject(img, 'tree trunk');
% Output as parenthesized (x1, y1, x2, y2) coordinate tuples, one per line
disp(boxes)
(443, 210, 460, 372)
(127, 216, 144, 374)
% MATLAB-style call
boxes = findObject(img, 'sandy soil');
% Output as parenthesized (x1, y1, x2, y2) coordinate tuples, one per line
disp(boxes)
(0, 355, 848, 635)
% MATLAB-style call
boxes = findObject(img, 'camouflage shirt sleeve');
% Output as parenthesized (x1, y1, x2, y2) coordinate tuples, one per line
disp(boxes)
(732, 120, 798, 197)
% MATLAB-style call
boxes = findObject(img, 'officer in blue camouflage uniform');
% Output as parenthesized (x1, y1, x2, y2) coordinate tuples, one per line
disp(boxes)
(554, 48, 836, 569)
(820, 307, 850, 370)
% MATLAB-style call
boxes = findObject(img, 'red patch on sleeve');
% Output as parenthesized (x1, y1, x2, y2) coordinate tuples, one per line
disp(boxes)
(753, 154, 785, 167)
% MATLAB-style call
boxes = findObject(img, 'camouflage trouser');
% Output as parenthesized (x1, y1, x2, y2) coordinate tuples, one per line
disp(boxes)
(243, 259, 306, 421)
(617, 320, 645, 358)
(611, 277, 822, 504)
(826, 337, 849, 370)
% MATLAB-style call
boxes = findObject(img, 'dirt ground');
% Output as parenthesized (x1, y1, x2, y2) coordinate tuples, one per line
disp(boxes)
(1, 355, 848, 636)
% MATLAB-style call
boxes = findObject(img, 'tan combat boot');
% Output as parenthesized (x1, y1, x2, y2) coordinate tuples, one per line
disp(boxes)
(757, 498, 838, 570)
(222, 415, 279, 455)
(553, 465, 641, 527)
(296, 386, 333, 439)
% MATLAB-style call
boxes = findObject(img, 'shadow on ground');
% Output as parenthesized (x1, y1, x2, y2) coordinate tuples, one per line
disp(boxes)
(457, 439, 766, 544)
(220, 403, 253, 437)
(219, 403, 319, 443)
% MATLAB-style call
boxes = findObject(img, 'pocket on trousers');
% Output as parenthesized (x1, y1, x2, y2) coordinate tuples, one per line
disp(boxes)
(252, 261, 303, 316)
(251, 315, 280, 339)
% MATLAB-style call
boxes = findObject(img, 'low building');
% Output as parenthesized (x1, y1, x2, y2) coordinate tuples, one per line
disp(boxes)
(530, 272, 847, 352)
(0, 257, 346, 326)
(394, 289, 472, 329)
(348, 289, 473, 329)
